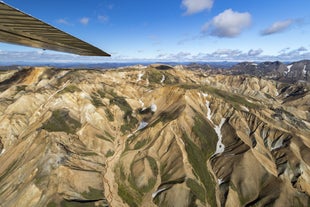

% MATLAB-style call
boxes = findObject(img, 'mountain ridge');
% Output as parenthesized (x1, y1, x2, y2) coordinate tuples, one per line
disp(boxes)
(0, 64, 309, 207)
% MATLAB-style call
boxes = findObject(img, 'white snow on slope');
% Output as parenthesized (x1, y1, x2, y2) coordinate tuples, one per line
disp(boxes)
(152, 187, 169, 198)
(137, 73, 144, 82)
(303, 65, 307, 76)
(285, 64, 293, 75)
(160, 75, 165, 83)
(129, 120, 149, 137)
(137, 121, 148, 131)
(241, 105, 249, 112)
(214, 118, 226, 154)
(202, 93, 226, 155)
(151, 103, 157, 112)
(205, 101, 212, 121)
(202, 93, 212, 120)
(139, 99, 145, 109)
(271, 137, 284, 150)
(218, 178, 224, 185)
(202, 93, 208, 97)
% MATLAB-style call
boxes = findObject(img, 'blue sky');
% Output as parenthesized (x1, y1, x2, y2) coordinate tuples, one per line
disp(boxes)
(1, 0, 310, 63)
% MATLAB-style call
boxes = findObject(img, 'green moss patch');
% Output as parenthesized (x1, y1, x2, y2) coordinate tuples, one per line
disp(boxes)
(134, 139, 148, 150)
(146, 68, 179, 85)
(104, 108, 114, 121)
(16, 85, 27, 92)
(47, 201, 57, 207)
(110, 96, 138, 134)
(59, 85, 81, 94)
(192, 112, 218, 158)
(179, 84, 260, 109)
(129, 156, 158, 193)
(91, 95, 104, 107)
(82, 187, 104, 200)
(105, 150, 115, 157)
(186, 178, 206, 203)
(42, 109, 81, 134)
(60, 200, 97, 207)
(118, 182, 140, 207)
(201, 85, 260, 109)
(182, 132, 216, 207)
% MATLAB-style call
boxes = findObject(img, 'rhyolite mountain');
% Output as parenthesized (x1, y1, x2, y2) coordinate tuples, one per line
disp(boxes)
(228, 60, 309, 83)
(0, 63, 309, 207)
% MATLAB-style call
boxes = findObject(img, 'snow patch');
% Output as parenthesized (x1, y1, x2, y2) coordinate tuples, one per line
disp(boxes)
(151, 103, 157, 112)
(205, 101, 212, 121)
(202, 92, 212, 121)
(214, 118, 226, 154)
(218, 179, 224, 185)
(80, 92, 90, 99)
(152, 187, 169, 198)
(275, 90, 279, 96)
(137, 121, 148, 131)
(241, 105, 249, 112)
(160, 75, 165, 83)
(137, 73, 144, 82)
(202, 93, 209, 97)
(303, 65, 307, 76)
(285, 64, 293, 75)
(139, 99, 145, 109)
(271, 137, 284, 150)
(202, 93, 226, 155)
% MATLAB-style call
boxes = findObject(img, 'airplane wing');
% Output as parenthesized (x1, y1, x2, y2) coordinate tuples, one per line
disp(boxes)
(0, 1, 110, 56)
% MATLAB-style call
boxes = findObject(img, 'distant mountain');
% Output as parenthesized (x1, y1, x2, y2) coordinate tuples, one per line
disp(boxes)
(3, 60, 309, 83)
(225, 60, 309, 83)
(0, 65, 309, 206)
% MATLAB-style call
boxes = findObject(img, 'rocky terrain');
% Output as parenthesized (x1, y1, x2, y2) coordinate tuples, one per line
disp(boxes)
(227, 60, 309, 83)
(0, 63, 309, 207)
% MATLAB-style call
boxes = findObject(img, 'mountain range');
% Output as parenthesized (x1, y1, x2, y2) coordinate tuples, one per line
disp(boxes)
(0, 61, 309, 207)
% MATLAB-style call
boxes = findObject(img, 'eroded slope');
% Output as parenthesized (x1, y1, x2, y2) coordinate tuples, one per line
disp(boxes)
(0, 65, 309, 207)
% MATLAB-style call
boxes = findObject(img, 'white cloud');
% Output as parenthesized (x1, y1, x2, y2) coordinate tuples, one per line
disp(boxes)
(277, 47, 309, 60)
(212, 49, 243, 57)
(0, 47, 309, 64)
(261, 19, 295, 36)
(98, 15, 109, 23)
(191, 47, 310, 61)
(202, 9, 251, 38)
(156, 52, 192, 60)
(182, 0, 214, 15)
(80, 17, 90, 25)
(56, 18, 71, 25)
(248, 49, 263, 56)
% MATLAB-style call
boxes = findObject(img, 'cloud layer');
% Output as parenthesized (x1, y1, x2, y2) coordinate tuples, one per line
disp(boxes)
(261, 19, 295, 35)
(202, 9, 251, 38)
(182, 0, 214, 15)
(156, 47, 310, 62)
(0, 46, 309, 63)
